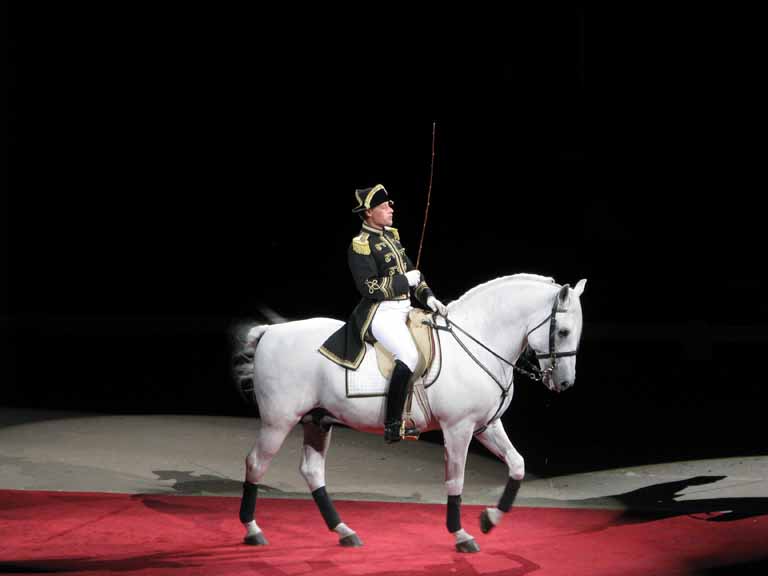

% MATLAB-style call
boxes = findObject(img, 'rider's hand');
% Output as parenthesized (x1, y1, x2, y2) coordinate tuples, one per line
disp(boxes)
(427, 296, 448, 316)
(405, 270, 421, 287)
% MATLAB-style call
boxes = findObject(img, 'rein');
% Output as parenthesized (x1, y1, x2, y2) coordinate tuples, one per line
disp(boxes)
(422, 285, 578, 430)
(426, 316, 518, 431)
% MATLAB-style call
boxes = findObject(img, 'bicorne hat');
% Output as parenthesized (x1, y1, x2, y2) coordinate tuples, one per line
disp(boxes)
(351, 184, 392, 213)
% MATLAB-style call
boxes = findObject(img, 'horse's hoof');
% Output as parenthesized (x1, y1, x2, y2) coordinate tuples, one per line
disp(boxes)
(480, 510, 495, 534)
(244, 532, 268, 546)
(340, 533, 363, 547)
(456, 538, 480, 553)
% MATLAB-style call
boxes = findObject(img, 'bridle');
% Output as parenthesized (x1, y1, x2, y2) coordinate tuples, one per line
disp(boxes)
(524, 284, 579, 388)
(424, 284, 579, 430)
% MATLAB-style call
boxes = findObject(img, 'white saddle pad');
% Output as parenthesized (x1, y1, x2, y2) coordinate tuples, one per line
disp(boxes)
(347, 343, 389, 397)
(346, 339, 442, 398)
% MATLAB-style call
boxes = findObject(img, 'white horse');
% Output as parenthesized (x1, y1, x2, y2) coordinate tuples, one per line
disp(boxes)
(236, 273, 587, 552)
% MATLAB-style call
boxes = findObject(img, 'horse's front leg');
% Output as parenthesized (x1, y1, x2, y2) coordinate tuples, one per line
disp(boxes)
(474, 419, 524, 534)
(300, 420, 363, 547)
(443, 421, 480, 553)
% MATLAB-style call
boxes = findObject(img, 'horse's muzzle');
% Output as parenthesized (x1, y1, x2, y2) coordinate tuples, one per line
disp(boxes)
(543, 369, 572, 393)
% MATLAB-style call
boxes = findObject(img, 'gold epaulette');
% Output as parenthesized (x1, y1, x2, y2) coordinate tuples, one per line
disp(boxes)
(386, 227, 400, 241)
(352, 233, 371, 255)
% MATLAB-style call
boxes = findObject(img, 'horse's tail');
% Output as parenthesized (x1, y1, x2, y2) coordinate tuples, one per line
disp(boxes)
(232, 323, 270, 408)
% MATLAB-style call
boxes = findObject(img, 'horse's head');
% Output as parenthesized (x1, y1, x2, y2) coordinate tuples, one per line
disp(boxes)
(526, 278, 587, 393)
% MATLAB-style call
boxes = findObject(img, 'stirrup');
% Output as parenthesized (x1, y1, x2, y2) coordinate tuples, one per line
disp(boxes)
(401, 418, 420, 441)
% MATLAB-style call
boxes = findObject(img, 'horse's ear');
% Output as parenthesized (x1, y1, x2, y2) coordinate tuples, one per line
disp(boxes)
(558, 284, 571, 309)
(574, 278, 587, 297)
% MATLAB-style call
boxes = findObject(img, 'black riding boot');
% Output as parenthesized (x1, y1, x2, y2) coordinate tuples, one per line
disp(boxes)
(384, 360, 412, 443)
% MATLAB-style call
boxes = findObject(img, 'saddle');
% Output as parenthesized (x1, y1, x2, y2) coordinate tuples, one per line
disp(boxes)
(372, 309, 437, 439)
(372, 309, 435, 381)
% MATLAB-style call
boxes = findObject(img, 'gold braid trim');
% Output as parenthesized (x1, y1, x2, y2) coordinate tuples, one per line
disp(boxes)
(352, 233, 371, 255)
(386, 227, 400, 241)
(364, 184, 386, 209)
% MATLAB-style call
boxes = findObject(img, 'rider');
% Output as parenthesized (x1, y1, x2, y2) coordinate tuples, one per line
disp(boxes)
(319, 184, 447, 443)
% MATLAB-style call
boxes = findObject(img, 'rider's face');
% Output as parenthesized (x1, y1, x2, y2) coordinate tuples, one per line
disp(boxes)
(366, 201, 394, 229)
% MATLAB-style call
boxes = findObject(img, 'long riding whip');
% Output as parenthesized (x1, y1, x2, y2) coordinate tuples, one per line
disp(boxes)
(403, 122, 437, 441)
(415, 122, 437, 270)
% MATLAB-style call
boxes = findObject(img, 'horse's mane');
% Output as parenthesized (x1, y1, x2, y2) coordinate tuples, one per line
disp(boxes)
(449, 273, 558, 308)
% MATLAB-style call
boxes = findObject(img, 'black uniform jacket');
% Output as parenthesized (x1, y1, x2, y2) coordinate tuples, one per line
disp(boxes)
(318, 223, 434, 370)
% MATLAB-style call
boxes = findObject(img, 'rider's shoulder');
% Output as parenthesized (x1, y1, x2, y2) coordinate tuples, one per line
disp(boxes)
(351, 231, 371, 255)
(384, 226, 400, 241)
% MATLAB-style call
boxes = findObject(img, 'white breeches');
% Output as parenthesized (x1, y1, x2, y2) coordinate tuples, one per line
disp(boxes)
(371, 300, 419, 372)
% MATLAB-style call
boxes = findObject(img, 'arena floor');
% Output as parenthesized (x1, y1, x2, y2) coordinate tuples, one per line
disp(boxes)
(1, 408, 766, 575)
(1, 408, 765, 507)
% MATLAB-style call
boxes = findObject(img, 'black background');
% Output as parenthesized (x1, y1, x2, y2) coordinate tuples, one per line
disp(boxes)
(4, 8, 765, 476)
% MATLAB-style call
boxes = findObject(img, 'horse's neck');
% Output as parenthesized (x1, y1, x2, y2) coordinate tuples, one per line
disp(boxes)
(450, 281, 557, 362)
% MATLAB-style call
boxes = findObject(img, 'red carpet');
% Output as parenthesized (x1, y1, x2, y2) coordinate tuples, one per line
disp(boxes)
(0, 489, 766, 575)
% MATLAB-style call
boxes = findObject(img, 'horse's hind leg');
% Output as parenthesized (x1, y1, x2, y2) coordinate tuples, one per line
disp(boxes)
(474, 419, 525, 534)
(300, 419, 363, 547)
(240, 418, 296, 545)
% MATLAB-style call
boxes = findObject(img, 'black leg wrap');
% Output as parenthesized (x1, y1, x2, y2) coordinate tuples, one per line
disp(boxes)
(312, 486, 341, 530)
(447, 495, 462, 533)
(498, 478, 521, 513)
(239, 481, 258, 524)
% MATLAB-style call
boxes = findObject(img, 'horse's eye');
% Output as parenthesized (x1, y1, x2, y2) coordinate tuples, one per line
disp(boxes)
(558, 329, 570, 338)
